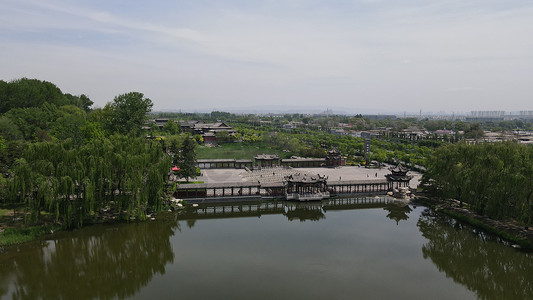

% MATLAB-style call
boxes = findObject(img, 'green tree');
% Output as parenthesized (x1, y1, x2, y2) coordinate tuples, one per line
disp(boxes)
(372, 149, 387, 167)
(106, 92, 153, 135)
(51, 105, 87, 144)
(65, 93, 94, 112)
(81, 121, 106, 142)
(4, 103, 59, 140)
(216, 131, 232, 143)
(0, 78, 67, 113)
(5, 137, 170, 227)
(0, 140, 23, 174)
(193, 134, 204, 144)
(0, 116, 23, 140)
(464, 123, 484, 140)
(422, 142, 533, 224)
(177, 135, 197, 182)
(162, 120, 180, 135)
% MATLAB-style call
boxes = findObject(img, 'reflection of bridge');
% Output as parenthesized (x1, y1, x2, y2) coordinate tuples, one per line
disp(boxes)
(176, 197, 398, 222)
(322, 196, 394, 211)
(180, 201, 285, 220)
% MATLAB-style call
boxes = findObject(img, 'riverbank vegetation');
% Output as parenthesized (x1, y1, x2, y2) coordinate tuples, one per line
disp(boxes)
(196, 123, 433, 168)
(422, 142, 533, 226)
(0, 78, 174, 238)
(8, 137, 170, 228)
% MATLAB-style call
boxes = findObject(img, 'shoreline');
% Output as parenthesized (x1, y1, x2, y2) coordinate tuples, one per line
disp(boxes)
(1, 193, 398, 247)
(413, 195, 533, 250)
(7, 192, 530, 251)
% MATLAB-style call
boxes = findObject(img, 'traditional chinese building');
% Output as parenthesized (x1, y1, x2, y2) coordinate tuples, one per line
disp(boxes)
(325, 149, 345, 167)
(254, 154, 281, 168)
(285, 173, 330, 201)
(385, 164, 413, 189)
(203, 132, 216, 146)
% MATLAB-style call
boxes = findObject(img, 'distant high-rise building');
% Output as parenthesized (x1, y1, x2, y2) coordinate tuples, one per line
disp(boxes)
(467, 111, 506, 121)
(519, 111, 533, 116)
(470, 111, 506, 117)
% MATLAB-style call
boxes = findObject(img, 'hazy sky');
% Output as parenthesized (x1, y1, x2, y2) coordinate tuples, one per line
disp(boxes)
(1, 0, 532, 113)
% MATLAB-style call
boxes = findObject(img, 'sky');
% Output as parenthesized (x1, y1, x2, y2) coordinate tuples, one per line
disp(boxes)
(1, 0, 532, 114)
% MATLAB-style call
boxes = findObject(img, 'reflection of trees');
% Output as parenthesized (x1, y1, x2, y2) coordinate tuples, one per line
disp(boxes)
(186, 219, 197, 228)
(0, 253, 14, 298)
(383, 202, 412, 225)
(0, 216, 177, 300)
(418, 209, 533, 300)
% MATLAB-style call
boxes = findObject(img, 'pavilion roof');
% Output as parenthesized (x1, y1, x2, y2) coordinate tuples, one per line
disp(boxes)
(197, 159, 236, 163)
(285, 173, 327, 184)
(328, 179, 388, 185)
(389, 164, 409, 173)
(281, 157, 326, 162)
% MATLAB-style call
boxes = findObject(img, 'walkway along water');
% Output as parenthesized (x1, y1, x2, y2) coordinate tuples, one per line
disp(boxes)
(175, 164, 413, 203)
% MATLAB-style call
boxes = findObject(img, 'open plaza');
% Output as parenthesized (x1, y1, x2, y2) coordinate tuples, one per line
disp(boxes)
(175, 163, 422, 202)
(197, 165, 421, 188)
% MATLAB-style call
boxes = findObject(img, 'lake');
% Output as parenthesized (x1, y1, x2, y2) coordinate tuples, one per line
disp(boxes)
(1, 196, 532, 300)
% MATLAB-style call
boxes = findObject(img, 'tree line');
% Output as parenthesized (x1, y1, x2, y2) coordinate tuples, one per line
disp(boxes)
(7, 137, 170, 228)
(422, 142, 533, 225)
(231, 123, 432, 167)
(0, 78, 191, 228)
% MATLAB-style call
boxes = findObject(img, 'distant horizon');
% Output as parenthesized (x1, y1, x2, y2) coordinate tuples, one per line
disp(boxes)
(151, 106, 533, 117)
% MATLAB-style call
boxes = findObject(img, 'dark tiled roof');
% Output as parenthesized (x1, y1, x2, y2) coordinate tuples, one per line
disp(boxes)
(281, 158, 326, 162)
(389, 164, 408, 173)
(285, 173, 327, 183)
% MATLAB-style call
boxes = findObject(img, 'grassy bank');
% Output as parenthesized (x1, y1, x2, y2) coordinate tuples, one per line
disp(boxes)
(0, 225, 60, 246)
(0, 204, 60, 246)
(0, 201, 181, 247)
(196, 143, 293, 160)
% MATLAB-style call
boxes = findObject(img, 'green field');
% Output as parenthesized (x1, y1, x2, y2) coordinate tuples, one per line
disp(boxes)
(196, 143, 293, 160)
(0, 208, 9, 217)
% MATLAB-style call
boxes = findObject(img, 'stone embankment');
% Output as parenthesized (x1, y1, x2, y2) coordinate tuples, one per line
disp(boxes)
(387, 187, 413, 199)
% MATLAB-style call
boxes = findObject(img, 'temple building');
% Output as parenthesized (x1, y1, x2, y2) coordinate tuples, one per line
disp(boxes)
(285, 173, 330, 201)
(325, 149, 346, 167)
(385, 164, 413, 189)
(254, 154, 281, 168)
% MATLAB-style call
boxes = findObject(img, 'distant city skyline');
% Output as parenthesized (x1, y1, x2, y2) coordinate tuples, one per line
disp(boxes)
(154, 106, 533, 118)
(1, 0, 532, 112)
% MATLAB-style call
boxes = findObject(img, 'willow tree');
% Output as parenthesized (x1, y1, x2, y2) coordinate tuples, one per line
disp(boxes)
(6, 136, 171, 228)
(7, 158, 33, 220)
(423, 142, 533, 225)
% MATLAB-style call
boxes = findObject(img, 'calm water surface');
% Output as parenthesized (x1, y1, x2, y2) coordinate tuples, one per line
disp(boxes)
(1, 197, 532, 300)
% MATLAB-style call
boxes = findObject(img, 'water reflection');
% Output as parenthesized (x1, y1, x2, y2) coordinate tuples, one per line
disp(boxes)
(177, 196, 396, 224)
(285, 202, 326, 222)
(5, 198, 528, 300)
(417, 209, 533, 300)
(383, 202, 412, 225)
(0, 217, 178, 300)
